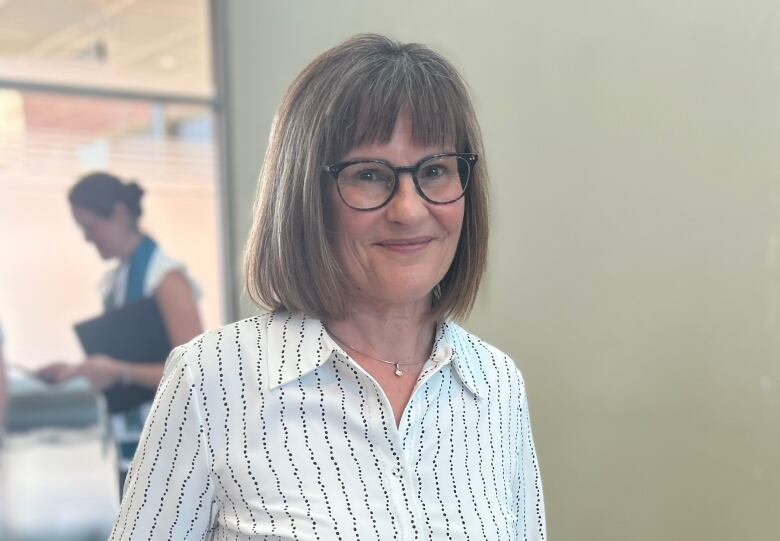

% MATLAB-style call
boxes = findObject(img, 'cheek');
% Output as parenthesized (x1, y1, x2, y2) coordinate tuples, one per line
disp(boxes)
(94, 225, 112, 243)
(325, 189, 366, 269)
(326, 185, 373, 246)
(441, 202, 465, 242)
(325, 184, 366, 249)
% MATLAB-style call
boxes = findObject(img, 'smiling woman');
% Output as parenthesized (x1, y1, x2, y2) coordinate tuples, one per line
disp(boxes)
(324, 117, 468, 316)
(111, 34, 546, 540)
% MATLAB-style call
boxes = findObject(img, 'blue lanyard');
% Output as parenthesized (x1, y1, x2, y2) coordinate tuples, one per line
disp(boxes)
(104, 235, 157, 311)
(125, 235, 157, 305)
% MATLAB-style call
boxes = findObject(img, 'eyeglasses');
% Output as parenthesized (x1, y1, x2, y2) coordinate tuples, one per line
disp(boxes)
(323, 152, 478, 211)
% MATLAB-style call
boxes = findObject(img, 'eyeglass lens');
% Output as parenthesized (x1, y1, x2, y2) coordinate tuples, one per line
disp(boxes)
(336, 155, 470, 209)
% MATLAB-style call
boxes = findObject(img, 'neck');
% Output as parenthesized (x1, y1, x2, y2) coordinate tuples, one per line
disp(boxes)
(324, 295, 437, 366)
(117, 231, 144, 262)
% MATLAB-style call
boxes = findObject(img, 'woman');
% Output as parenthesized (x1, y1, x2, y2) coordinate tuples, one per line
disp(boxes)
(37, 172, 203, 481)
(111, 35, 546, 540)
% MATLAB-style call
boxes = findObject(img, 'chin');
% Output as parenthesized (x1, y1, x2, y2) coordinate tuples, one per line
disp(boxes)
(347, 266, 448, 309)
(369, 280, 438, 308)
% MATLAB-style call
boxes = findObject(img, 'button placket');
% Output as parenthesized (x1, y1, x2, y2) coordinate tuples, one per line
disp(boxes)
(335, 348, 432, 540)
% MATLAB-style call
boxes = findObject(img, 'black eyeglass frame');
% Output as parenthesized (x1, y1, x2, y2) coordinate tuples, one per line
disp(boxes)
(322, 152, 478, 211)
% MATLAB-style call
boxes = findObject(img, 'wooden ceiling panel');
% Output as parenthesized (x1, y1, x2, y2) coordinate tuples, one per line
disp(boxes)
(0, 0, 211, 94)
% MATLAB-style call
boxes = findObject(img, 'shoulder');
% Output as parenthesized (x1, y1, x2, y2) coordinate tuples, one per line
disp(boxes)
(147, 247, 185, 282)
(443, 320, 528, 396)
(158, 310, 321, 422)
(165, 312, 270, 363)
(161, 311, 294, 390)
(145, 246, 201, 298)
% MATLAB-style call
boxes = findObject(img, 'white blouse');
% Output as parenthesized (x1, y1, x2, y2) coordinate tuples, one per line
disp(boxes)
(110, 311, 546, 540)
(100, 247, 200, 309)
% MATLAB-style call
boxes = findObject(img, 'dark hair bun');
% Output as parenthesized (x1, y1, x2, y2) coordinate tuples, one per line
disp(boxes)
(68, 171, 145, 222)
(123, 181, 144, 219)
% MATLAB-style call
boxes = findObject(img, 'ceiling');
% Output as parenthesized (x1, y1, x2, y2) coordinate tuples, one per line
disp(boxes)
(0, 0, 212, 97)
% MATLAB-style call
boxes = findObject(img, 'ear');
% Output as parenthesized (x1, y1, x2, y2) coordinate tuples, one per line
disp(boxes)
(111, 201, 133, 226)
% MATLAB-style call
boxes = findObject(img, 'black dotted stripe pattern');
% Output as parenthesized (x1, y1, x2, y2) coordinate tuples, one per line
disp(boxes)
(110, 311, 546, 540)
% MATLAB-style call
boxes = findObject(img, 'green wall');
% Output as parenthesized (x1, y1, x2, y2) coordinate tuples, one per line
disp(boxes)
(215, 1, 780, 539)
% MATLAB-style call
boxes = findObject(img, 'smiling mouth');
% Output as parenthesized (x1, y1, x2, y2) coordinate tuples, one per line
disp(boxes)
(375, 237, 434, 253)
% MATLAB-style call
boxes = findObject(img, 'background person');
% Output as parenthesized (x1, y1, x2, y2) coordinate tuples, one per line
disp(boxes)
(111, 34, 546, 540)
(36, 172, 203, 483)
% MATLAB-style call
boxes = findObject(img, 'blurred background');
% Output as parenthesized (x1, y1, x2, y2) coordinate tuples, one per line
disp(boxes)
(0, 0, 222, 364)
(1, 0, 779, 540)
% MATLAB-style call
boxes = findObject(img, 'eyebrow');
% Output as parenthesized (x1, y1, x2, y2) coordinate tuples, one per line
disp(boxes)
(339, 150, 456, 166)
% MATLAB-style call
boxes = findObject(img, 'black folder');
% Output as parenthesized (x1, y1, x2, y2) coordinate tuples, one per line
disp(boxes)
(74, 297, 172, 413)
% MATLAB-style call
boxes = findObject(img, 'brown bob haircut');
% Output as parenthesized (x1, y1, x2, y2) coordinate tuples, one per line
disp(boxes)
(244, 34, 489, 322)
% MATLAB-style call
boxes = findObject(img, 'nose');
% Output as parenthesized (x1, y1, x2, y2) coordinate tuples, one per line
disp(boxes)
(384, 172, 428, 224)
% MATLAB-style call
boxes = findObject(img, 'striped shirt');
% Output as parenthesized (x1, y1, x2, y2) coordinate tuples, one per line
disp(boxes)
(110, 311, 546, 540)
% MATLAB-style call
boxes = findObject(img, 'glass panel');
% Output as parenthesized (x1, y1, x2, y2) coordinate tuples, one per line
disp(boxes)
(0, 90, 222, 368)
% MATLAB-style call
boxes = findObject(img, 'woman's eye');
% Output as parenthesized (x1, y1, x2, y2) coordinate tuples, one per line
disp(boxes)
(355, 169, 389, 182)
(420, 165, 447, 179)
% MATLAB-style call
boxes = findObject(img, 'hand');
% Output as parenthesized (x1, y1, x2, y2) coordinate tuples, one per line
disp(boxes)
(36, 361, 77, 385)
(36, 355, 125, 391)
(73, 354, 125, 391)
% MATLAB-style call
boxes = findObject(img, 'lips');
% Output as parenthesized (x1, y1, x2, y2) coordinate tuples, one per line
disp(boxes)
(375, 236, 434, 253)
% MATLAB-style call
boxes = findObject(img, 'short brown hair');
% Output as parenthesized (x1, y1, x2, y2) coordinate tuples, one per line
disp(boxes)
(244, 34, 489, 322)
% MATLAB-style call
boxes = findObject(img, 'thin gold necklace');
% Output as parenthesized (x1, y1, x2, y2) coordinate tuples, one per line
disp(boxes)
(324, 326, 427, 377)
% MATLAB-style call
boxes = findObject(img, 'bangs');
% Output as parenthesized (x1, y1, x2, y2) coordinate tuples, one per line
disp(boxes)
(324, 56, 470, 163)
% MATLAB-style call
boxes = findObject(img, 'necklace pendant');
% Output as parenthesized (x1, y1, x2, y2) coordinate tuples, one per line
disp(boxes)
(394, 364, 404, 377)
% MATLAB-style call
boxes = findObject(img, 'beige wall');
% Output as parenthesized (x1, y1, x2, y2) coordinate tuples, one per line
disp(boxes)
(217, 1, 780, 539)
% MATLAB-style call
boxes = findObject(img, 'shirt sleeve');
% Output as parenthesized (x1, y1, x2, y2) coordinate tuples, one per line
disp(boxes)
(516, 378, 547, 540)
(144, 250, 202, 300)
(109, 346, 216, 540)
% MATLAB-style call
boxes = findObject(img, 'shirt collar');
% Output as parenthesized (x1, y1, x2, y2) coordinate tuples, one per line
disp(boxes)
(265, 311, 484, 399)
(438, 321, 485, 399)
(266, 311, 334, 390)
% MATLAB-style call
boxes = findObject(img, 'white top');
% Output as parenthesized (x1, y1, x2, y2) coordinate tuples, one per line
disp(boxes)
(100, 247, 200, 309)
(110, 311, 546, 540)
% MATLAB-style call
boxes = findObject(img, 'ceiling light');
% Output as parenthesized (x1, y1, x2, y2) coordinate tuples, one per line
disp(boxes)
(158, 55, 177, 71)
